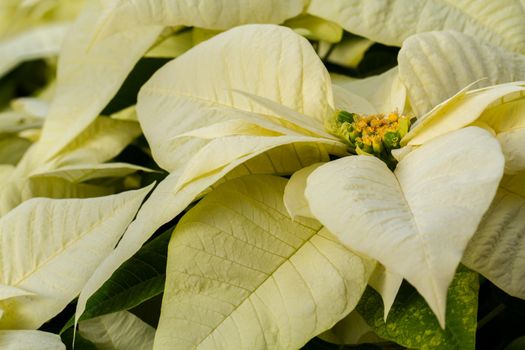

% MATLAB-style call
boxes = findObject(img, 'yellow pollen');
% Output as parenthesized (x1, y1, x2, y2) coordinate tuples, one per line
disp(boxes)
(388, 113, 399, 122)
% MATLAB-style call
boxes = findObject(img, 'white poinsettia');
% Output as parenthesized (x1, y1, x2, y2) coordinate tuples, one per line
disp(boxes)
(74, 22, 348, 326)
(74, 24, 525, 336)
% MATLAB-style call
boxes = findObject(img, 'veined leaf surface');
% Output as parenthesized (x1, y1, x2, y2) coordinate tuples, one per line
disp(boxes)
(92, 0, 304, 41)
(137, 24, 335, 172)
(75, 138, 337, 329)
(79, 311, 155, 350)
(156, 175, 375, 349)
(35, 1, 161, 161)
(307, 0, 525, 54)
(0, 185, 152, 329)
(398, 31, 525, 116)
(463, 173, 525, 298)
(305, 127, 504, 327)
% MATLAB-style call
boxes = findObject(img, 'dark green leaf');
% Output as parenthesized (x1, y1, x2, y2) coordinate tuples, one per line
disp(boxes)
(357, 265, 479, 350)
(61, 327, 98, 350)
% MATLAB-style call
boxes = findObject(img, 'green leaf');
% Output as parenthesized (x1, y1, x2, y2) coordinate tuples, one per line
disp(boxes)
(81, 227, 170, 321)
(357, 266, 479, 350)
(60, 328, 98, 350)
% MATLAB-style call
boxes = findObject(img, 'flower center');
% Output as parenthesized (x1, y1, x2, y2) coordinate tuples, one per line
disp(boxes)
(329, 110, 411, 169)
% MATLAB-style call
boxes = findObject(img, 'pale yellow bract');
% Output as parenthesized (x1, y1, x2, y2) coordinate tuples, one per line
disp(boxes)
(79, 311, 155, 350)
(306, 0, 525, 54)
(0, 185, 152, 330)
(7, 0, 518, 347)
(69, 24, 525, 349)
(0, 0, 86, 78)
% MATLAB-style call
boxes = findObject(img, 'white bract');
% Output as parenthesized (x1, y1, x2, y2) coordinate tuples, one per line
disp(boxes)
(0, 0, 86, 78)
(35, 0, 308, 162)
(306, 0, 525, 54)
(71, 25, 525, 345)
(156, 175, 375, 349)
(79, 311, 155, 350)
(0, 186, 152, 330)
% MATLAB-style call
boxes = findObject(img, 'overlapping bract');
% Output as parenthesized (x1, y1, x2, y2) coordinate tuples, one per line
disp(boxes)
(1, 1, 525, 349)
(0, 186, 152, 329)
(112, 24, 519, 344)
(156, 175, 374, 349)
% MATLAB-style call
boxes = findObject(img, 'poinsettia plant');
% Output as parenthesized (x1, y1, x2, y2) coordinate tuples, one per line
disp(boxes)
(0, 1, 524, 349)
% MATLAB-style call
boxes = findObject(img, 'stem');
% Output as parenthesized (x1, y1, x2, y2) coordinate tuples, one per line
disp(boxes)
(477, 304, 506, 329)
(322, 43, 336, 61)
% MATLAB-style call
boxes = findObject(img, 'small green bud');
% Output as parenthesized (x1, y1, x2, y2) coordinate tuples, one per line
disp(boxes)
(383, 131, 401, 149)
(361, 139, 373, 153)
(337, 110, 359, 124)
(348, 129, 360, 142)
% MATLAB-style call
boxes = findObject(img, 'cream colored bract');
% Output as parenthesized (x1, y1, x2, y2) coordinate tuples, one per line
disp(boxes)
(306, 0, 525, 54)
(81, 25, 521, 344)
(156, 175, 374, 349)
(0, 186, 152, 329)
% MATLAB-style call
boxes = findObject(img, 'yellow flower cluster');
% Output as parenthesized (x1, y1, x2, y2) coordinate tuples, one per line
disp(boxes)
(332, 110, 411, 167)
